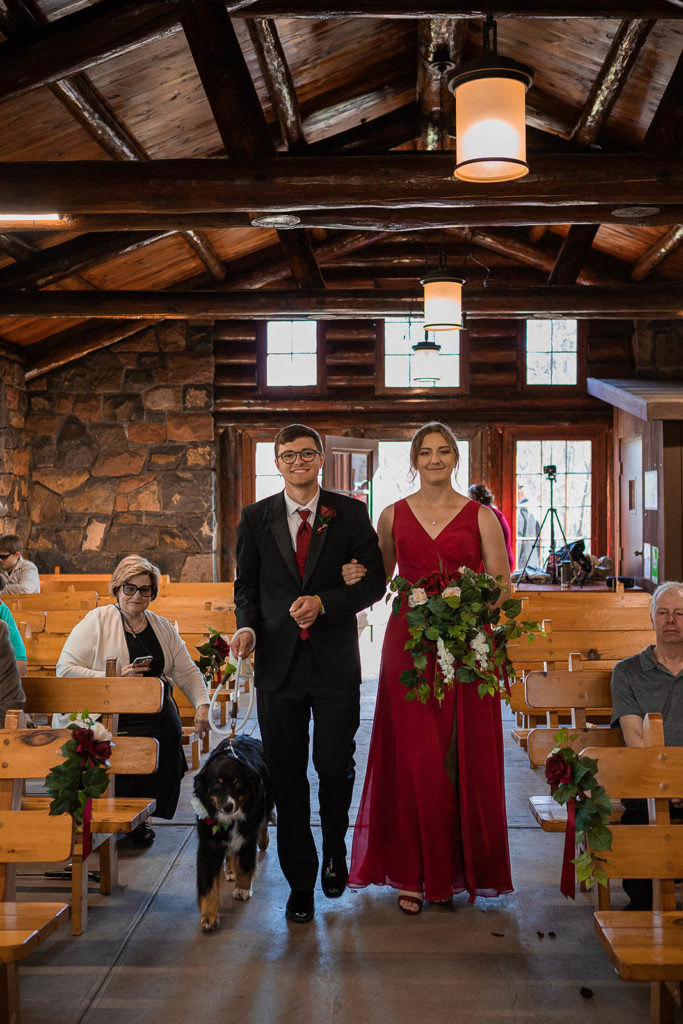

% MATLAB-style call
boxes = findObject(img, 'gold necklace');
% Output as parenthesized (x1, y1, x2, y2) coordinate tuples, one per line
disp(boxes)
(419, 496, 457, 526)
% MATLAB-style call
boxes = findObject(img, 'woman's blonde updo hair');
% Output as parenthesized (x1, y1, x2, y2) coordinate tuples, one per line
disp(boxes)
(409, 421, 460, 481)
(109, 555, 161, 601)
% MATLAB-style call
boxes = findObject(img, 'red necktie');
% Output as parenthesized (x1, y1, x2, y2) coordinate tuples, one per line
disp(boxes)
(295, 509, 312, 638)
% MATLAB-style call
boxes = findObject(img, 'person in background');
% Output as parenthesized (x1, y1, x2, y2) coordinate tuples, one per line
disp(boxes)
(0, 535, 40, 594)
(467, 483, 514, 570)
(610, 580, 683, 910)
(56, 555, 210, 846)
(0, 601, 27, 677)
(0, 619, 24, 726)
(515, 484, 541, 573)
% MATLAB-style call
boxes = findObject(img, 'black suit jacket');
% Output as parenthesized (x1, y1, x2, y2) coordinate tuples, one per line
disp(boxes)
(235, 488, 386, 692)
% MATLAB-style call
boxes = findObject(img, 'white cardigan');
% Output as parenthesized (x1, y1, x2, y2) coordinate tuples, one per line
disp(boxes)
(56, 604, 209, 709)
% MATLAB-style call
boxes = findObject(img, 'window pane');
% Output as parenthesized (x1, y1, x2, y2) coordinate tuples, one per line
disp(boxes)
(266, 320, 317, 386)
(515, 439, 592, 572)
(385, 355, 411, 388)
(267, 352, 317, 387)
(526, 319, 578, 386)
(384, 318, 460, 389)
(255, 442, 276, 474)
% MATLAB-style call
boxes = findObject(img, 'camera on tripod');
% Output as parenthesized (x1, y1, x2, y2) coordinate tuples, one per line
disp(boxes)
(543, 464, 557, 481)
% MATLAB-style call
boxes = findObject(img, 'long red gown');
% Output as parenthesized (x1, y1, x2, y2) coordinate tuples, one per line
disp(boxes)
(349, 498, 513, 903)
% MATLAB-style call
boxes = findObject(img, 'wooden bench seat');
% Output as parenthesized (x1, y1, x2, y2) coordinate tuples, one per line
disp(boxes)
(4, 592, 98, 613)
(587, 716, 683, 1023)
(0, 799, 73, 1022)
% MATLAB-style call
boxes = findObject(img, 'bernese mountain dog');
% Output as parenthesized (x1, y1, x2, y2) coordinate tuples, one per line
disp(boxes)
(193, 735, 274, 933)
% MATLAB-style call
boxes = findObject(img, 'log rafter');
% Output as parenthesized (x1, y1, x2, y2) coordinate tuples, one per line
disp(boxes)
(181, 0, 323, 288)
(4, 284, 681, 319)
(416, 18, 466, 150)
(246, 17, 306, 152)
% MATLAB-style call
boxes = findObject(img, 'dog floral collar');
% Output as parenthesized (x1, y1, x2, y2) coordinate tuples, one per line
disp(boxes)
(317, 505, 337, 534)
(191, 795, 228, 834)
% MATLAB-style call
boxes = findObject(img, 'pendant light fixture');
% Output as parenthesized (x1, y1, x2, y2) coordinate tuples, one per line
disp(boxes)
(448, 14, 533, 183)
(411, 331, 442, 386)
(421, 247, 464, 331)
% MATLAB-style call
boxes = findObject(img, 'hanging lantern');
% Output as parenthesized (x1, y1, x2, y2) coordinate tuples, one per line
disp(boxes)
(421, 248, 464, 331)
(448, 15, 533, 183)
(411, 332, 442, 386)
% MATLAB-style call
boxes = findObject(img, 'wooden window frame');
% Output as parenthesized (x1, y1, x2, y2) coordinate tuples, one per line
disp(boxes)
(375, 318, 470, 397)
(501, 422, 609, 560)
(256, 319, 327, 398)
(519, 319, 587, 394)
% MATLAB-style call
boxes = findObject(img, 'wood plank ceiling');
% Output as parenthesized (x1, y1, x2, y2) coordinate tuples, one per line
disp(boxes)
(0, 0, 680, 377)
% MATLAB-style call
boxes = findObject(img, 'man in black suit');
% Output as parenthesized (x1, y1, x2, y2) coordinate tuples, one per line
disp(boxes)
(231, 424, 386, 924)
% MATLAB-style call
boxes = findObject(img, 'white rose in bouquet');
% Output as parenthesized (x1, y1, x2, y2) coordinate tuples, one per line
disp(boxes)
(408, 588, 428, 607)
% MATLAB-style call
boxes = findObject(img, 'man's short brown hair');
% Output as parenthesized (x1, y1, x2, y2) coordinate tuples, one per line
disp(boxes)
(273, 424, 322, 457)
(0, 535, 21, 555)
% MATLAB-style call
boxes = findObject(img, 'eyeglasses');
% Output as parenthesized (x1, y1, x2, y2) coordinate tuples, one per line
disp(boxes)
(0, 553, 12, 560)
(121, 583, 153, 598)
(276, 449, 321, 465)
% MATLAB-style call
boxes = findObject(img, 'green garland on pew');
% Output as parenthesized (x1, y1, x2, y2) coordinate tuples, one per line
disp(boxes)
(45, 711, 113, 827)
(546, 727, 613, 890)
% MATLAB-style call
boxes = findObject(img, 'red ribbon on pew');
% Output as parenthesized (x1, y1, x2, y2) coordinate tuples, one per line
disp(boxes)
(560, 796, 576, 899)
(82, 797, 93, 859)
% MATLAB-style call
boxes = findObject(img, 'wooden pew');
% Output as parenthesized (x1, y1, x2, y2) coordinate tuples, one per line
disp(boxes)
(38, 573, 170, 594)
(4, 593, 98, 613)
(157, 582, 234, 609)
(43, 610, 89, 634)
(146, 602, 235, 636)
(17, 677, 162, 934)
(0, 780, 72, 1024)
(589, 715, 683, 1024)
(508, 627, 654, 676)
(526, 669, 625, 832)
(9, 610, 45, 638)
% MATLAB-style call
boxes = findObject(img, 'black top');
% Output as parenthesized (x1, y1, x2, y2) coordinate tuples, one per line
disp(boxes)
(122, 620, 165, 678)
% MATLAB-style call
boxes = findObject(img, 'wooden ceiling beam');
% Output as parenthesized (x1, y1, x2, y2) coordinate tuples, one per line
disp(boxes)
(227, 230, 390, 288)
(246, 18, 306, 152)
(4, 284, 681, 319)
(0, 155, 679, 211)
(462, 228, 624, 285)
(571, 19, 656, 148)
(547, 224, 601, 285)
(417, 18, 466, 150)
(630, 225, 683, 281)
(241, 2, 683, 16)
(642, 49, 683, 155)
(23, 320, 158, 381)
(182, 0, 322, 288)
(30, 202, 683, 232)
(0, 232, 36, 262)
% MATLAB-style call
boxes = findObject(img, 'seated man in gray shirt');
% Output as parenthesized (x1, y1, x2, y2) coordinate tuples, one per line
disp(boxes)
(610, 580, 683, 909)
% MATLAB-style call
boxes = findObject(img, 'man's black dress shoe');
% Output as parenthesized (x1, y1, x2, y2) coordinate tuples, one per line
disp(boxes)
(321, 857, 348, 898)
(285, 890, 314, 924)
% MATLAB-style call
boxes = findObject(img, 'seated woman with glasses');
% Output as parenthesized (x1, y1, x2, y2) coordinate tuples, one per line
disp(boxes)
(56, 555, 210, 846)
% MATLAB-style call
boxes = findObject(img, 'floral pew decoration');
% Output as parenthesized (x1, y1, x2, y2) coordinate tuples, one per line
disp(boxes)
(545, 727, 613, 898)
(389, 565, 542, 705)
(194, 627, 235, 686)
(45, 710, 113, 857)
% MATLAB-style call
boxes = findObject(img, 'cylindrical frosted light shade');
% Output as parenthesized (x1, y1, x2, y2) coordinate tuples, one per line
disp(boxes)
(411, 338, 441, 385)
(421, 274, 463, 331)
(449, 59, 533, 183)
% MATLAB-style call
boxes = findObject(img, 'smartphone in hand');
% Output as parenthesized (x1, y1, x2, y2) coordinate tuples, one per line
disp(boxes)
(132, 656, 153, 668)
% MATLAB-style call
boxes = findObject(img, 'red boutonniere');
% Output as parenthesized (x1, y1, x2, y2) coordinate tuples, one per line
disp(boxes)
(317, 505, 337, 534)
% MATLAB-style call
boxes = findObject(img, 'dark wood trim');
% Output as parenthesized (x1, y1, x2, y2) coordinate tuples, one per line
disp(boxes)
(217, 425, 243, 581)
(241, 1, 683, 16)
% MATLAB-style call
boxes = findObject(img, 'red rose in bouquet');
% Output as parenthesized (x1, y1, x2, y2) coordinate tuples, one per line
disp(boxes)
(545, 751, 574, 787)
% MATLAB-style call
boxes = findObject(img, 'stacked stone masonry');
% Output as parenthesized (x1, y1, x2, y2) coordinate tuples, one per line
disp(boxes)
(23, 323, 216, 580)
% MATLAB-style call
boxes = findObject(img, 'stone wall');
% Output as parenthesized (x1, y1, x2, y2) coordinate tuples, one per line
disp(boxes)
(0, 349, 29, 537)
(632, 320, 683, 379)
(24, 322, 216, 580)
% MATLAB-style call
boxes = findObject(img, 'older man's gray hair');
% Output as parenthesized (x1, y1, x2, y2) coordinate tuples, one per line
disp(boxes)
(650, 580, 683, 618)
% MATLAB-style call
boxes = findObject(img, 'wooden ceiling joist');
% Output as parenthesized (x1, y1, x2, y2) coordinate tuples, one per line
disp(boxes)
(571, 19, 656, 148)
(641, 49, 683, 156)
(182, 0, 322, 287)
(416, 18, 465, 150)
(247, 17, 306, 151)
(2, 284, 681, 319)
(0, 155, 679, 212)
(307, 103, 419, 155)
(547, 224, 601, 286)
(241, 2, 683, 16)
(631, 225, 683, 281)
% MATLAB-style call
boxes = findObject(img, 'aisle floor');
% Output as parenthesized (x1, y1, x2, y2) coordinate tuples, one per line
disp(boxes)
(19, 636, 651, 1024)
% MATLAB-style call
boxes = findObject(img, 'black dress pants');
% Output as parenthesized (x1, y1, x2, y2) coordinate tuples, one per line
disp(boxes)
(256, 639, 360, 893)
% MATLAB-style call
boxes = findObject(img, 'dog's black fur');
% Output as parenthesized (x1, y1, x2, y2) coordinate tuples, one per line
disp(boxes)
(194, 735, 274, 932)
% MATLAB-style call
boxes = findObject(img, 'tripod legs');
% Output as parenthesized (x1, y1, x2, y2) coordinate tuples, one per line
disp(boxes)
(518, 507, 570, 583)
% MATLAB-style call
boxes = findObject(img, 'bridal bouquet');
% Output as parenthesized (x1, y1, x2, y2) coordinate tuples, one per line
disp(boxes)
(389, 566, 540, 704)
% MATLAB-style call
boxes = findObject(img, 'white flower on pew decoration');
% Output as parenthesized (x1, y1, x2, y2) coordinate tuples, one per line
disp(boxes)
(546, 728, 613, 897)
(389, 564, 542, 705)
(45, 709, 113, 827)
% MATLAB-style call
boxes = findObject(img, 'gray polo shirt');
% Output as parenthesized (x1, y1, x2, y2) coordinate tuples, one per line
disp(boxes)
(611, 646, 683, 746)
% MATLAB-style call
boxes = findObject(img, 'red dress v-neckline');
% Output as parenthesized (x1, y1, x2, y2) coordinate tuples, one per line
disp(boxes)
(403, 496, 473, 541)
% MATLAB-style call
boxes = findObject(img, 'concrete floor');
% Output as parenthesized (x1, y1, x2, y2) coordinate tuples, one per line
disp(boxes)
(19, 636, 654, 1024)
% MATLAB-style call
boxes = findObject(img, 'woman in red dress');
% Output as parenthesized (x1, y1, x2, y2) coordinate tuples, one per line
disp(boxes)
(345, 422, 513, 914)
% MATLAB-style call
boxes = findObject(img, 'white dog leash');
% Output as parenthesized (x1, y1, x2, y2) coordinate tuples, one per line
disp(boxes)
(208, 653, 255, 739)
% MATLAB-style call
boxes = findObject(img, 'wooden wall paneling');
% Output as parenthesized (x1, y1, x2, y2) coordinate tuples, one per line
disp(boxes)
(661, 421, 683, 582)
